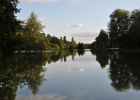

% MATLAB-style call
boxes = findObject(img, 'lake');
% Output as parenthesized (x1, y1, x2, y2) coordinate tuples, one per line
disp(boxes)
(0, 50, 140, 100)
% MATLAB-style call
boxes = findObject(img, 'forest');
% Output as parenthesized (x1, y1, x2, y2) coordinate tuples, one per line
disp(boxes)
(1, 0, 140, 55)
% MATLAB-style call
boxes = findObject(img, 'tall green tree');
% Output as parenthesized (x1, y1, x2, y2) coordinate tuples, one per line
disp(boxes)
(0, 0, 21, 53)
(22, 12, 47, 50)
(70, 37, 77, 49)
(95, 29, 109, 49)
(63, 36, 66, 42)
(23, 12, 44, 34)
(127, 9, 140, 48)
(108, 9, 130, 48)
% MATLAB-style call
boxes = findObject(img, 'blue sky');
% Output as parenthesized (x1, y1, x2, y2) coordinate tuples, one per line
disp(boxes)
(17, 0, 140, 43)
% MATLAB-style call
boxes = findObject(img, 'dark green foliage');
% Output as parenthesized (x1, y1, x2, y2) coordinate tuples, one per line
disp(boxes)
(91, 41, 96, 49)
(90, 30, 109, 50)
(77, 42, 84, 49)
(108, 8, 140, 49)
(108, 9, 130, 48)
(0, 0, 21, 54)
(95, 30, 109, 49)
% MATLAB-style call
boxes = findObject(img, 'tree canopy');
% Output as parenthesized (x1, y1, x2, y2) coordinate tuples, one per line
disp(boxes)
(0, 0, 21, 54)
(108, 8, 140, 49)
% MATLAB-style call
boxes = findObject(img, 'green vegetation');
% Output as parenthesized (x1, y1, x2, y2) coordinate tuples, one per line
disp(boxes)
(108, 9, 140, 49)
(19, 12, 77, 51)
(91, 8, 140, 50)
(1, 0, 140, 54)
(0, 0, 22, 54)
(91, 30, 109, 50)
(0, 1, 77, 54)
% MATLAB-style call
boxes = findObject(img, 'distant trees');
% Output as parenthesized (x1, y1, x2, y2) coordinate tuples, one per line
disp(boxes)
(77, 42, 84, 49)
(18, 12, 77, 50)
(21, 12, 47, 50)
(70, 37, 77, 49)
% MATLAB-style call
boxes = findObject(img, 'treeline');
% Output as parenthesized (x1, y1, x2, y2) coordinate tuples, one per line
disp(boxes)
(91, 8, 140, 50)
(17, 12, 77, 51)
(22, 15, 94, 51)
(0, 1, 77, 54)
(1, 0, 140, 53)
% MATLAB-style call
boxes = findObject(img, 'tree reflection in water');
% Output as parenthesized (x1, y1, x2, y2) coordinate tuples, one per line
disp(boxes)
(91, 50, 110, 68)
(0, 50, 77, 100)
(108, 52, 140, 92)
(1, 49, 140, 99)
(93, 50, 140, 92)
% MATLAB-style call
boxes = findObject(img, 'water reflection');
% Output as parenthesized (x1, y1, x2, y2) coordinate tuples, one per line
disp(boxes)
(92, 50, 140, 92)
(91, 50, 110, 68)
(108, 52, 140, 92)
(0, 50, 77, 100)
(77, 49, 85, 56)
(1, 50, 140, 100)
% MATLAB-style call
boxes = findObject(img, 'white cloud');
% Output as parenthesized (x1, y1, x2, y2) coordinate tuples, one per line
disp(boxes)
(66, 23, 84, 28)
(20, 0, 58, 3)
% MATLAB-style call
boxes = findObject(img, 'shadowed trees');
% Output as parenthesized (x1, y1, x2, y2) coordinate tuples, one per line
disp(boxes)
(0, 0, 22, 54)
(108, 9, 130, 48)
(90, 30, 109, 50)
(108, 8, 140, 49)
(95, 30, 109, 49)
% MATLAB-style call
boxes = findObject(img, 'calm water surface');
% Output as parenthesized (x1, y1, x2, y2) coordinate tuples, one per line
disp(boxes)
(0, 50, 140, 100)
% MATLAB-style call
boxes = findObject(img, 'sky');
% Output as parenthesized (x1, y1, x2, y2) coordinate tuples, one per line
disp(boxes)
(17, 0, 140, 43)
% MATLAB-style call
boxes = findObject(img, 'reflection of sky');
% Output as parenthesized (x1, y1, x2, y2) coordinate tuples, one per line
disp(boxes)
(16, 91, 87, 100)
(16, 51, 140, 100)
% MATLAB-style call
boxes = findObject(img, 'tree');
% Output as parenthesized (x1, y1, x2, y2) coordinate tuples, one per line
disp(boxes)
(128, 9, 140, 49)
(0, 0, 21, 53)
(91, 41, 96, 49)
(108, 9, 130, 48)
(63, 36, 66, 42)
(23, 12, 44, 34)
(95, 29, 109, 49)
(21, 12, 47, 50)
(77, 42, 84, 49)
(70, 37, 77, 49)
